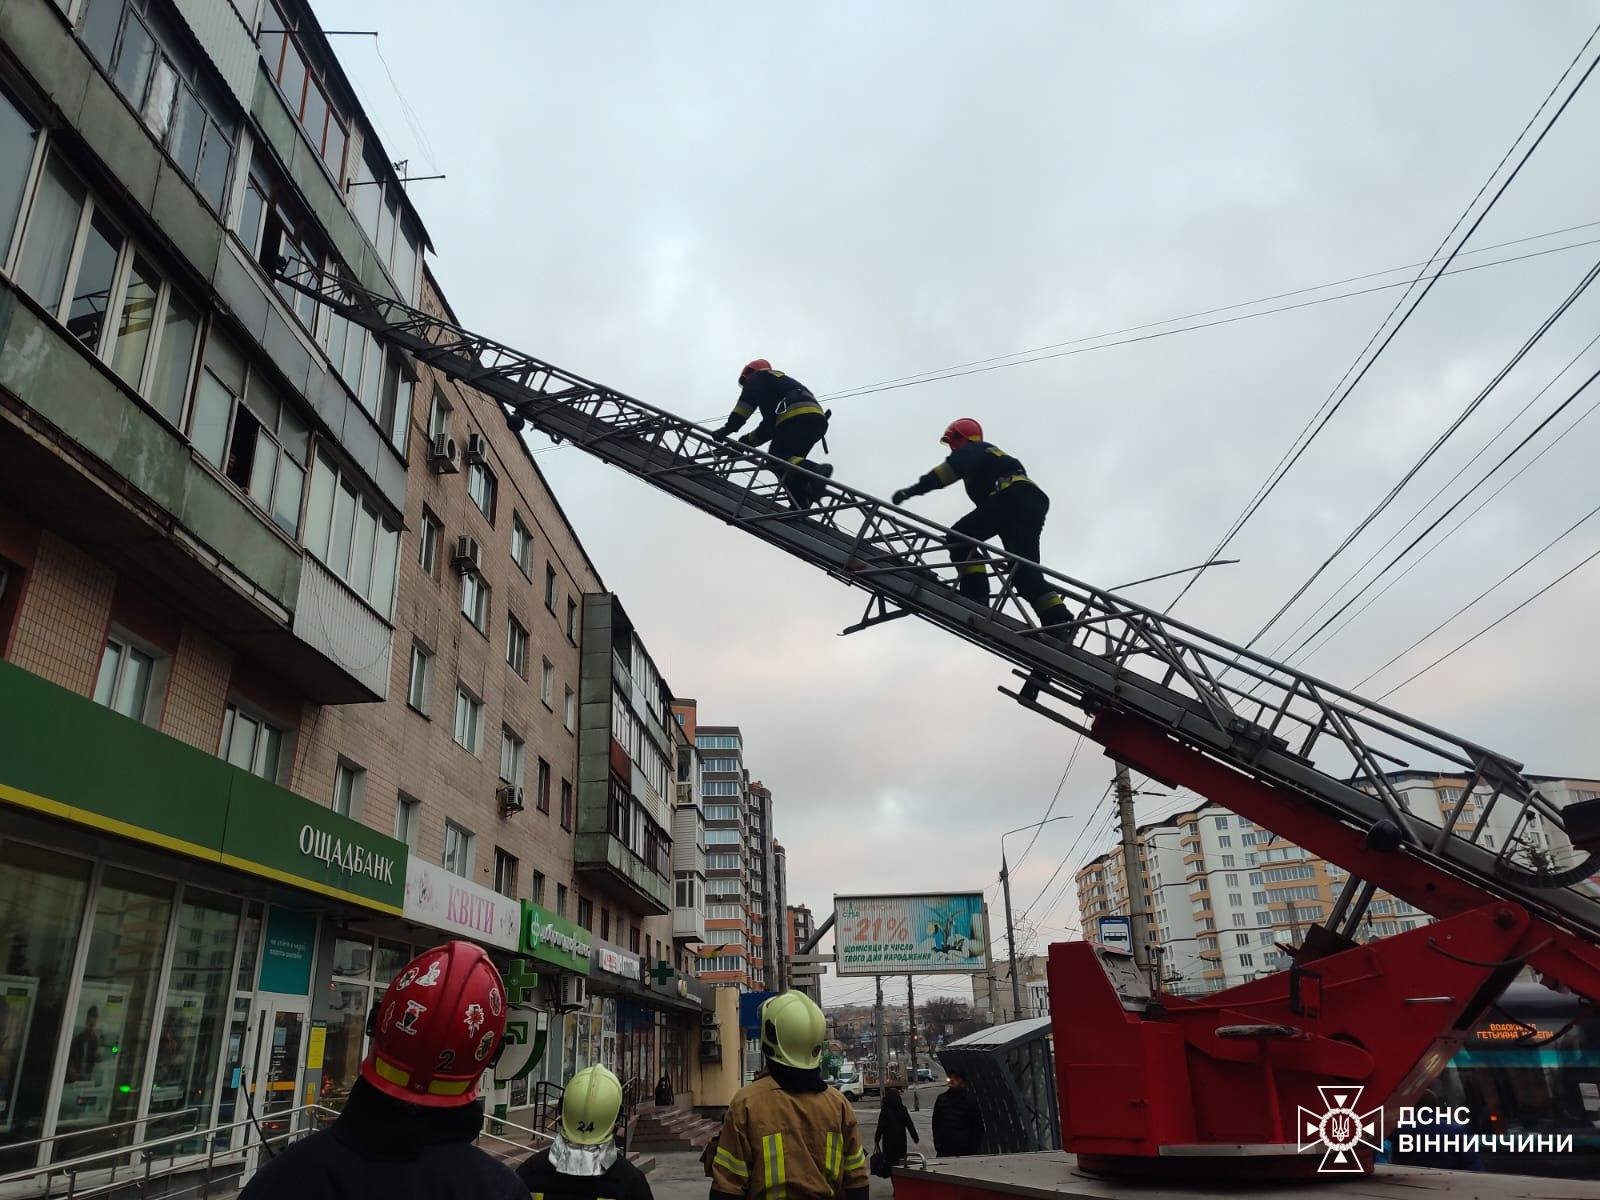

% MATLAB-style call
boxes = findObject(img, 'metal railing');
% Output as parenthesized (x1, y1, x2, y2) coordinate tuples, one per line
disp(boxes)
(276, 263, 1600, 945)
(0, 1110, 201, 1166)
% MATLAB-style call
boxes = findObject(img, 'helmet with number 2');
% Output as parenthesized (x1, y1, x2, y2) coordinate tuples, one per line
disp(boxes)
(361, 941, 507, 1107)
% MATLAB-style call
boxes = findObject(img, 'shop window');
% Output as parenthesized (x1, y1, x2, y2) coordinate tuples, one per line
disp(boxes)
(219, 701, 286, 783)
(147, 889, 240, 1145)
(55, 867, 175, 1159)
(303, 450, 401, 616)
(80, 0, 238, 212)
(0, 843, 93, 1170)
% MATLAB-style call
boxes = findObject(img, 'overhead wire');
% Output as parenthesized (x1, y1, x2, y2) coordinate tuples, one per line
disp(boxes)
(1165, 21, 1600, 614)
(1009, 732, 1085, 876)
(1271, 333, 1600, 665)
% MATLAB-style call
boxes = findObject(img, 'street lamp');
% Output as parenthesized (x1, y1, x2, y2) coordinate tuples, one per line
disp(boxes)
(999, 814, 1076, 1020)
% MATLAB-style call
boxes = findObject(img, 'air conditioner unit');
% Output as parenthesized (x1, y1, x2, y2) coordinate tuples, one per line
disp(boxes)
(556, 974, 587, 1012)
(452, 535, 482, 574)
(465, 432, 488, 464)
(700, 1026, 720, 1044)
(701, 1009, 718, 1028)
(497, 784, 525, 815)
(427, 434, 459, 474)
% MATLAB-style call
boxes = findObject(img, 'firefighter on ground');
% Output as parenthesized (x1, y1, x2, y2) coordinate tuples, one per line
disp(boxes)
(710, 991, 870, 1200)
(517, 1065, 655, 1200)
(239, 941, 525, 1200)
(891, 418, 1072, 629)
(714, 360, 834, 509)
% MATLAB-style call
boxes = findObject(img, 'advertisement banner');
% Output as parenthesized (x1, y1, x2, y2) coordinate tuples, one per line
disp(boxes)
(593, 940, 642, 980)
(404, 858, 521, 950)
(833, 894, 989, 976)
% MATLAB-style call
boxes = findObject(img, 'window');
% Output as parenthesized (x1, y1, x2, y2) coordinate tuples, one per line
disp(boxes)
(1235, 933, 1250, 947)
(544, 563, 557, 612)
(564, 686, 576, 732)
(1263, 864, 1316, 883)
(702, 780, 740, 797)
(1227, 892, 1242, 907)
(531, 871, 545, 906)
(506, 615, 529, 676)
(511, 513, 532, 574)
(493, 849, 517, 898)
(703, 804, 740, 822)
(1239, 954, 1255, 968)
(468, 461, 497, 521)
(536, 758, 551, 813)
(701, 758, 740, 773)
(427, 388, 452, 443)
(407, 642, 433, 714)
(0, 83, 40, 264)
(332, 761, 365, 818)
(443, 821, 474, 877)
(1217, 835, 1232, 847)
(706, 853, 741, 870)
(555, 884, 567, 917)
(418, 508, 441, 577)
(540, 659, 554, 706)
(499, 728, 525, 787)
(15, 153, 201, 427)
(565, 596, 578, 641)
(1213, 816, 1229, 829)
(347, 141, 422, 298)
(601, 908, 611, 940)
(629, 925, 641, 954)
(394, 794, 420, 848)
(93, 636, 160, 723)
(696, 734, 741, 750)
(1253, 891, 1270, 906)
(302, 449, 401, 615)
(256, 3, 347, 179)
(1221, 854, 1235, 868)
(460, 571, 490, 632)
(452, 686, 482, 754)
(560, 779, 573, 830)
(1224, 873, 1238, 887)
(577, 896, 593, 930)
(83, 0, 238, 211)
(220, 703, 285, 782)
(705, 829, 741, 846)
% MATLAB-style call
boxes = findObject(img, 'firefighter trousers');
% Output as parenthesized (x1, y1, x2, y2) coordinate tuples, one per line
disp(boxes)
(948, 484, 1069, 622)
(767, 411, 829, 508)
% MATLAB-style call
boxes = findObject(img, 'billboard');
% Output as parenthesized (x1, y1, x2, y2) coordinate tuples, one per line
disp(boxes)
(834, 893, 989, 976)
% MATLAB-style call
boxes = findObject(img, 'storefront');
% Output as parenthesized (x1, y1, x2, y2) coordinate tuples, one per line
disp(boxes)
(0, 661, 407, 1174)
(510, 901, 595, 1108)
(585, 940, 703, 1096)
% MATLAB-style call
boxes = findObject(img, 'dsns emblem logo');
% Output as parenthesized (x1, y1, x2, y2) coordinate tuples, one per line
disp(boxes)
(1298, 1085, 1383, 1173)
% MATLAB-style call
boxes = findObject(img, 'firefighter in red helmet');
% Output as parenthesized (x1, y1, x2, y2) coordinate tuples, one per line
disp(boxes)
(891, 418, 1073, 629)
(713, 359, 834, 509)
(240, 941, 526, 1200)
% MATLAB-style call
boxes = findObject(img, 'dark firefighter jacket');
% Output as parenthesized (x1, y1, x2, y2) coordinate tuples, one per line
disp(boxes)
(517, 1145, 656, 1200)
(710, 1065, 870, 1200)
(909, 440, 1038, 506)
(724, 370, 825, 446)
(238, 1078, 527, 1200)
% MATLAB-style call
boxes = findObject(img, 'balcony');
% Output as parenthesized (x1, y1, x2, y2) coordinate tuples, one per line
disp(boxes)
(674, 903, 708, 944)
(0, 277, 388, 703)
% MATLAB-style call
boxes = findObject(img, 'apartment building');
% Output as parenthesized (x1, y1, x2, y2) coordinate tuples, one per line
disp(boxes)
(750, 780, 776, 991)
(786, 903, 820, 1002)
(696, 724, 754, 987)
(1075, 771, 1600, 994)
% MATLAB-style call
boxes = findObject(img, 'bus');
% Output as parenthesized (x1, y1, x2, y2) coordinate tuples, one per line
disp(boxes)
(1400, 981, 1600, 1178)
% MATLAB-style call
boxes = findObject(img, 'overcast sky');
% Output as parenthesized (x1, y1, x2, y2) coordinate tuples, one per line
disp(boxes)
(316, 1, 1600, 1006)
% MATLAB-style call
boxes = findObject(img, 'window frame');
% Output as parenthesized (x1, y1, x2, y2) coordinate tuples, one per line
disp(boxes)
(394, 793, 421, 848)
(92, 630, 165, 725)
(498, 726, 525, 788)
(332, 759, 365, 819)
(563, 685, 576, 733)
(506, 614, 529, 677)
(543, 563, 557, 613)
(539, 658, 554, 707)
(452, 684, 483, 755)
(467, 460, 497, 523)
(535, 757, 551, 814)
(493, 848, 518, 898)
(406, 640, 433, 715)
(460, 570, 490, 633)
(564, 595, 578, 642)
(510, 512, 533, 576)
(560, 778, 573, 831)
(418, 507, 441, 577)
(219, 699, 289, 784)
(442, 819, 475, 877)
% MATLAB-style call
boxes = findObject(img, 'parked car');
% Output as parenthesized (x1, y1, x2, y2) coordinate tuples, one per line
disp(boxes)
(915, 1065, 934, 1081)
(836, 1067, 865, 1100)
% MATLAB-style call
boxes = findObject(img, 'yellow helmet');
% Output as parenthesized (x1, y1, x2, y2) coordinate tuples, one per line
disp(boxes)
(561, 1065, 623, 1147)
(760, 991, 827, 1070)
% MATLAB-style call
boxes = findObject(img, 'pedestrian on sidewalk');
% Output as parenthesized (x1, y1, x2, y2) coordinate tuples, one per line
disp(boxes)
(654, 1074, 674, 1106)
(518, 1065, 654, 1200)
(239, 942, 525, 1200)
(872, 1085, 919, 1174)
(931, 1070, 985, 1158)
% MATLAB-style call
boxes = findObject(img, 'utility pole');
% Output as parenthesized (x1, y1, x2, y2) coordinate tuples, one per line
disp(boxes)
(1000, 850, 1023, 1020)
(874, 975, 889, 1096)
(1115, 763, 1153, 981)
(907, 976, 918, 1072)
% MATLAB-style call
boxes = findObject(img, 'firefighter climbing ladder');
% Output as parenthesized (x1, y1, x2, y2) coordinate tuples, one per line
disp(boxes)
(280, 266, 1600, 969)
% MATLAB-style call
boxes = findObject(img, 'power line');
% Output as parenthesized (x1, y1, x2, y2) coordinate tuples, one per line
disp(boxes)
(519, 235, 1600, 460)
(1294, 365, 1600, 670)
(1009, 732, 1085, 876)
(1272, 336, 1600, 664)
(1166, 22, 1600, 612)
(1242, 251, 1600, 649)
(1357, 500, 1600, 698)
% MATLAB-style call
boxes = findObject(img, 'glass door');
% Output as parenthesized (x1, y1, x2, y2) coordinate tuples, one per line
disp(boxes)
(244, 997, 307, 1155)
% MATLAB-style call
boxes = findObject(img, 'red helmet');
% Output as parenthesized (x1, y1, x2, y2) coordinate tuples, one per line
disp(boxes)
(739, 358, 772, 386)
(941, 417, 983, 449)
(361, 941, 507, 1108)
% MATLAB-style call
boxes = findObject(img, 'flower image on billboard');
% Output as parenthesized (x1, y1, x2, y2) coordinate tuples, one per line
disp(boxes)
(833, 893, 988, 976)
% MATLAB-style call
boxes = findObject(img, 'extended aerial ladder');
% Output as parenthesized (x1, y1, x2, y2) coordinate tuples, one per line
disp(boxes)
(281, 265, 1600, 1178)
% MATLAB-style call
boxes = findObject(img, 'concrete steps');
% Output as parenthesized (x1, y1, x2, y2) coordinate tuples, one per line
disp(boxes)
(629, 1103, 722, 1152)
